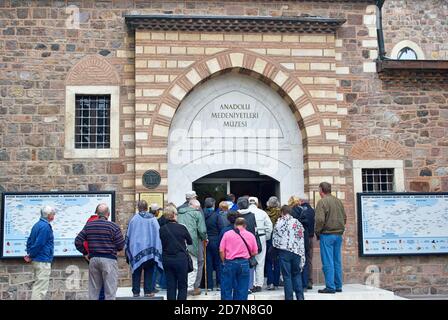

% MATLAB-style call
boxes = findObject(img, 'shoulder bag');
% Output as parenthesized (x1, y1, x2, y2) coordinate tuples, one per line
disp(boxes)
(233, 229, 258, 269)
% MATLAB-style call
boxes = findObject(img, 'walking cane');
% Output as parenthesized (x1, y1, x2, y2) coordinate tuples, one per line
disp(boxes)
(204, 240, 208, 295)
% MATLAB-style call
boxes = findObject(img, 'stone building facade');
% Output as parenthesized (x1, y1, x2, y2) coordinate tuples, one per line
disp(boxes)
(0, 0, 447, 299)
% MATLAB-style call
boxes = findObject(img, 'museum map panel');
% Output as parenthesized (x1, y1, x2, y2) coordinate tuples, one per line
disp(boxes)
(1, 193, 113, 257)
(359, 194, 448, 255)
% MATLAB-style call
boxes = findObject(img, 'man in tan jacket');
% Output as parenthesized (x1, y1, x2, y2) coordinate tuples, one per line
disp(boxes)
(315, 182, 346, 294)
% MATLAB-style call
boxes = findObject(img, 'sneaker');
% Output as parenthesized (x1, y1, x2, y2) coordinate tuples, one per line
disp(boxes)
(253, 286, 262, 293)
(267, 284, 274, 291)
(336, 288, 342, 293)
(151, 288, 160, 294)
(318, 288, 336, 294)
(133, 293, 140, 298)
(144, 293, 155, 298)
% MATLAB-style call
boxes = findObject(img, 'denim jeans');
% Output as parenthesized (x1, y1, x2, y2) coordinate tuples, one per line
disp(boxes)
(319, 234, 343, 291)
(301, 236, 310, 289)
(265, 239, 280, 286)
(206, 239, 221, 289)
(158, 268, 167, 289)
(278, 250, 304, 300)
(150, 266, 167, 291)
(220, 259, 250, 300)
(132, 259, 155, 295)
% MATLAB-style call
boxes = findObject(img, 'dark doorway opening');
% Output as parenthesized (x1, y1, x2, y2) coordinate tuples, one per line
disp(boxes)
(192, 169, 279, 210)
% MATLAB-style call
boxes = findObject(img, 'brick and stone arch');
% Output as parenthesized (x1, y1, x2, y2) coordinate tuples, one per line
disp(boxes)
(153, 50, 322, 132)
(151, 49, 323, 146)
(142, 49, 335, 203)
(65, 54, 120, 86)
(350, 137, 407, 160)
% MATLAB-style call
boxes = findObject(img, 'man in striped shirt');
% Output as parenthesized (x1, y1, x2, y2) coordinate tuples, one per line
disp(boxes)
(75, 203, 125, 300)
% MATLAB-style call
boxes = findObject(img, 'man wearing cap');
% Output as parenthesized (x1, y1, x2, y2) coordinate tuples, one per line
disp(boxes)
(124, 200, 163, 298)
(248, 197, 273, 292)
(177, 191, 199, 211)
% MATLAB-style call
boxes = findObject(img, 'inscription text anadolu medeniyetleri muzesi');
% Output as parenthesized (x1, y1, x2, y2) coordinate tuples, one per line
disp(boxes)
(210, 103, 259, 128)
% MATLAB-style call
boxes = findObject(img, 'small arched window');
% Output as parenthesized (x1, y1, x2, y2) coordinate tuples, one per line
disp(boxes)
(391, 41, 425, 60)
(397, 47, 418, 60)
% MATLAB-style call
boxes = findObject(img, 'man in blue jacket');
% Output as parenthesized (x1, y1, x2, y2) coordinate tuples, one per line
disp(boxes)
(24, 206, 56, 300)
(291, 196, 316, 290)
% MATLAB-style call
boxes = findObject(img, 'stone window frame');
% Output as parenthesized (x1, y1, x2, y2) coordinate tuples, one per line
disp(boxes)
(353, 160, 405, 196)
(390, 40, 425, 60)
(64, 86, 120, 159)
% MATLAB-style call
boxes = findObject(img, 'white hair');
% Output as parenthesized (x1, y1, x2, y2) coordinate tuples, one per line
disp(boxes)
(40, 206, 56, 218)
(164, 205, 177, 220)
(266, 196, 280, 208)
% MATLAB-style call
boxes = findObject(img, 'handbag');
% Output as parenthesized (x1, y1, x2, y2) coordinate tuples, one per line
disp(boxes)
(267, 245, 279, 261)
(165, 224, 194, 273)
(233, 229, 258, 269)
(255, 233, 263, 254)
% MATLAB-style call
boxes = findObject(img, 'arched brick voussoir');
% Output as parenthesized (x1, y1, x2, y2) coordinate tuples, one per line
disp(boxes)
(155, 49, 324, 138)
(350, 137, 407, 160)
(65, 54, 120, 86)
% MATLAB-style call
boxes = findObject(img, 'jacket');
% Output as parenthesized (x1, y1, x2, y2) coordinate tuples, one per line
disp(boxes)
(248, 204, 273, 240)
(26, 218, 54, 263)
(159, 221, 193, 260)
(273, 214, 305, 270)
(291, 203, 315, 238)
(218, 225, 234, 245)
(204, 208, 227, 240)
(315, 195, 346, 236)
(177, 206, 207, 257)
(237, 208, 257, 236)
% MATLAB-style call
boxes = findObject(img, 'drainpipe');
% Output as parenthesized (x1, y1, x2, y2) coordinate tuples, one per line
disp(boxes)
(376, 0, 387, 60)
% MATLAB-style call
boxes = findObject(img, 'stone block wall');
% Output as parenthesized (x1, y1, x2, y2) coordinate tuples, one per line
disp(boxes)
(383, 0, 448, 60)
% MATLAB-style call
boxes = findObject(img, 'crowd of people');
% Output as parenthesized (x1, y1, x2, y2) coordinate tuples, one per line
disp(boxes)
(24, 181, 346, 301)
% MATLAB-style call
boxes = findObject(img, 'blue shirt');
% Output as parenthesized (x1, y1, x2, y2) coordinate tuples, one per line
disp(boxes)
(26, 218, 54, 263)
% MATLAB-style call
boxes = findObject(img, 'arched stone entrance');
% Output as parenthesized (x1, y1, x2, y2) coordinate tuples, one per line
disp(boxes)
(168, 71, 304, 204)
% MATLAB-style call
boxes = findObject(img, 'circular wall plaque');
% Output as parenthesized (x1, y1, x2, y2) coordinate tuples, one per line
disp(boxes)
(142, 170, 161, 189)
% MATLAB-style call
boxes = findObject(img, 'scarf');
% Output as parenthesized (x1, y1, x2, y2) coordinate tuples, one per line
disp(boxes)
(266, 207, 281, 225)
(125, 212, 163, 272)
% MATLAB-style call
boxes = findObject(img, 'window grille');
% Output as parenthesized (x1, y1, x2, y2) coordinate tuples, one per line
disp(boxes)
(362, 168, 395, 193)
(75, 95, 111, 149)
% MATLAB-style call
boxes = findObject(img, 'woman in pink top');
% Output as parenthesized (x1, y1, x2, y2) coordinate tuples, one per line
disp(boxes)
(219, 218, 258, 300)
